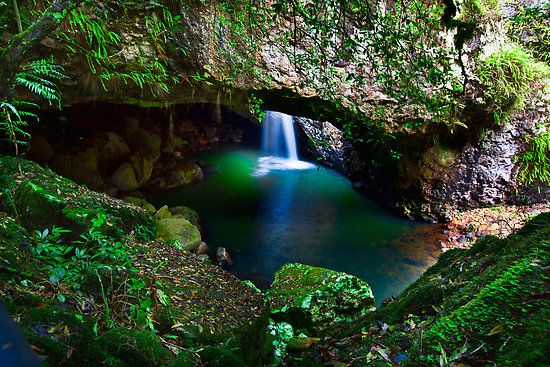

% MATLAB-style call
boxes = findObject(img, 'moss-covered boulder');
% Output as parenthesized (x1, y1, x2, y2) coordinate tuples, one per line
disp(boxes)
(156, 217, 201, 252)
(0, 156, 155, 241)
(121, 123, 162, 162)
(124, 196, 157, 214)
(155, 205, 173, 219)
(170, 206, 200, 228)
(268, 263, 375, 336)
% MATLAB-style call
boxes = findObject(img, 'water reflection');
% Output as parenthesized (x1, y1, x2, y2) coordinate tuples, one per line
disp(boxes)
(149, 149, 441, 304)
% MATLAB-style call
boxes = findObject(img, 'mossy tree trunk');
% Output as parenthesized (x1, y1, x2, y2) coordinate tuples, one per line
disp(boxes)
(0, 0, 81, 100)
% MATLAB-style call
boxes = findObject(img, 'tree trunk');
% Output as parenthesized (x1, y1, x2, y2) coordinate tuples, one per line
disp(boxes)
(12, 0, 23, 33)
(0, 0, 81, 100)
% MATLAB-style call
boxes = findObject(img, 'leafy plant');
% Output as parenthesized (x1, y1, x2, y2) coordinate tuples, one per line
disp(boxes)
(477, 45, 550, 111)
(247, 94, 265, 122)
(507, 3, 550, 63)
(516, 128, 550, 187)
(0, 57, 65, 162)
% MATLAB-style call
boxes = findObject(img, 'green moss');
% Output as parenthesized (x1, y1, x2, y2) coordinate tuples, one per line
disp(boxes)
(268, 263, 375, 336)
(98, 328, 169, 367)
(168, 351, 196, 367)
(156, 217, 201, 252)
(199, 346, 247, 367)
(368, 213, 550, 366)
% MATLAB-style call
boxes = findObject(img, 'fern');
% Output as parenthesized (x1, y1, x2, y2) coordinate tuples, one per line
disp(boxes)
(1, 57, 64, 161)
(0, 101, 33, 163)
(15, 58, 66, 106)
(516, 128, 550, 188)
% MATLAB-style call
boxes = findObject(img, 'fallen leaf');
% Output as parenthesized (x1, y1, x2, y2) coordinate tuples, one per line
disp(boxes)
(487, 324, 505, 336)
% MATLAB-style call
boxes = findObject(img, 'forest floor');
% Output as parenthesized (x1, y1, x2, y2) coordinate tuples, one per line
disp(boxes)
(440, 202, 550, 251)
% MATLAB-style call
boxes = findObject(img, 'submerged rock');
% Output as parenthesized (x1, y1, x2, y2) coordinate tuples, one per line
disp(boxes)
(268, 263, 375, 336)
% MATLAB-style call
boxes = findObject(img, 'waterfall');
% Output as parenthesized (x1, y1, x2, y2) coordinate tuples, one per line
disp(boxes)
(253, 111, 314, 176)
(261, 111, 299, 160)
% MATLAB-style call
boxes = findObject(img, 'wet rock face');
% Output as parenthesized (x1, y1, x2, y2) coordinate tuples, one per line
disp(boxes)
(27, 104, 247, 196)
(296, 108, 549, 221)
(267, 263, 375, 337)
(295, 117, 366, 178)
(404, 105, 550, 221)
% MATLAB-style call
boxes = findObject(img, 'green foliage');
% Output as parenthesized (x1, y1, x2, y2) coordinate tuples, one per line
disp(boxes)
(55, 6, 180, 95)
(516, 128, 550, 187)
(199, 346, 247, 367)
(247, 94, 265, 122)
(31, 213, 130, 289)
(98, 328, 169, 367)
(477, 45, 550, 111)
(15, 58, 66, 105)
(0, 57, 64, 157)
(366, 213, 550, 366)
(507, 3, 550, 64)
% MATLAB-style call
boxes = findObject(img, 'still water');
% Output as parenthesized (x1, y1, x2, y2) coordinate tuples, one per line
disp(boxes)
(149, 148, 440, 304)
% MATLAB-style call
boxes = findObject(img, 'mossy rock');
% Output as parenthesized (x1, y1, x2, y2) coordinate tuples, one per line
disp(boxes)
(169, 206, 200, 228)
(155, 205, 173, 219)
(124, 196, 157, 214)
(199, 346, 247, 367)
(98, 328, 169, 367)
(122, 125, 162, 162)
(268, 263, 375, 336)
(156, 217, 201, 252)
(0, 156, 156, 241)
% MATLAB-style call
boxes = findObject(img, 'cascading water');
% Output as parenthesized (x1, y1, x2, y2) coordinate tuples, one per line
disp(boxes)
(253, 111, 314, 176)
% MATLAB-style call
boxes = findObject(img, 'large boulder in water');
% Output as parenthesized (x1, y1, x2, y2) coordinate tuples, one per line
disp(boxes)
(268, 263, 376, 336)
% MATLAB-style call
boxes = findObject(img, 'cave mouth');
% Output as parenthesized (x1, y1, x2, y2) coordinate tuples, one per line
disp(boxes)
(31, 101, 262, 154)
(26, 102, 442, 304)
(25, 101, 261, 195)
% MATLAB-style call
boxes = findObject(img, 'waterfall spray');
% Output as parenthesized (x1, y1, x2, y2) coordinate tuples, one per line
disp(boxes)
(252, 111, 314, 176)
